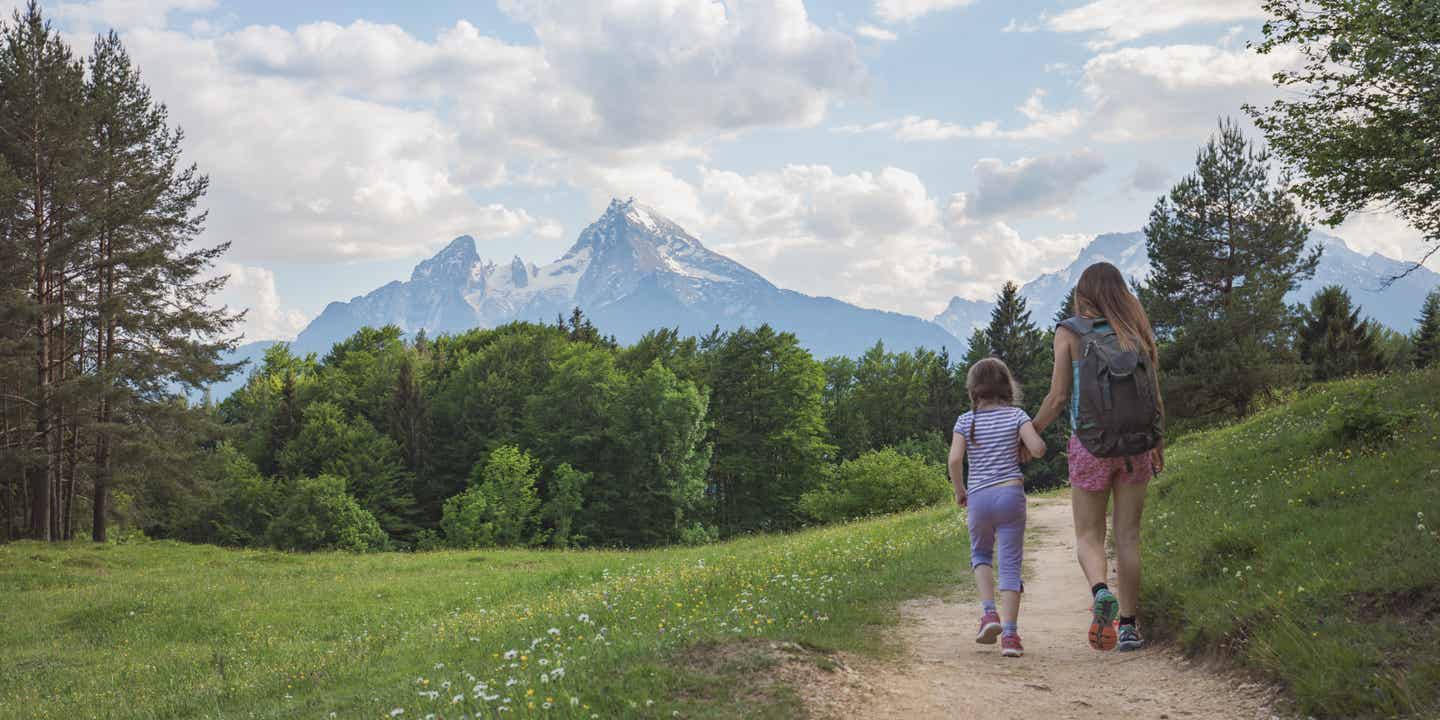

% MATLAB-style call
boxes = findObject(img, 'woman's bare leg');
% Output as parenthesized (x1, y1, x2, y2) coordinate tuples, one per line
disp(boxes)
(1071, 487, 1110, 587)
(1111, 481, 1147, 617)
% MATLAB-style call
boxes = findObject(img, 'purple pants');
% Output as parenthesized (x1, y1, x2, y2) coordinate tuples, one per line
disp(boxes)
(967, 484, 1027, 592)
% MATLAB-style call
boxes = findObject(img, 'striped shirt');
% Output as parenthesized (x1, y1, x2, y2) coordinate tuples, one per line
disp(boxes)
(953, 406, 1032, 494)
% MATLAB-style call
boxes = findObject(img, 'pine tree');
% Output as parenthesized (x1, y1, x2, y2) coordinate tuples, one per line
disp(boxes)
(1297, 286, 1383, 381)
(1140, 119, 1319, 416)
(0, 5, 89, 540)
(82, 30, 237, 540)
(1415, 290, 1440, 369)
(983, 282, 1047, 397)
(1054, 288, 1075, 326)
(962, 327, 989, 369)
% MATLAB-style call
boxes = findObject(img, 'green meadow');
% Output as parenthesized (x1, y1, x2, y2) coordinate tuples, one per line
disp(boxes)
(1144, 368, 1440, 718)
(0, 506, 968, 720)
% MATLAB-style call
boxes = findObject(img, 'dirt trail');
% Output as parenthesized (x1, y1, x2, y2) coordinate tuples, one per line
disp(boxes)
(807, 495, 1281, 720)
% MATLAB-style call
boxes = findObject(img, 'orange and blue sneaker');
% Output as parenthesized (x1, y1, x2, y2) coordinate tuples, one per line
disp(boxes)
(1088, 588, 1119, 650)
(1117, 622, 1145, 651)
(976, 610, 1003, 644)
(1001, 633, 1024, 657)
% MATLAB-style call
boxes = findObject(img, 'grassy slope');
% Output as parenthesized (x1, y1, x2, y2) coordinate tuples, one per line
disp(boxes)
(1144, 368, 1440, 718)
(0, 507, 968, 720)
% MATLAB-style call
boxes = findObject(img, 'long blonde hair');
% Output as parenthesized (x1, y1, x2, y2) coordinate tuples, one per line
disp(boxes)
(1074, 262, 1159, 370)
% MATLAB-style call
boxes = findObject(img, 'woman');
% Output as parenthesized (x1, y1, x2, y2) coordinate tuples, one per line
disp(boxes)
(1030, 261, 1164, 652)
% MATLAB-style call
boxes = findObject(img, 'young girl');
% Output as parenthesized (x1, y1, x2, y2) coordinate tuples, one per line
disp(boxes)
(948, 357, 1046, 658)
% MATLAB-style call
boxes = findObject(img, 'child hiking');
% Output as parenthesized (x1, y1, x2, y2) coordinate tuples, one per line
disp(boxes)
(948, 357, 1046, 658)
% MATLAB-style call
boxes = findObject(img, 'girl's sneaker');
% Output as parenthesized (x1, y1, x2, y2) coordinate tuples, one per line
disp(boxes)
(976, 611, 1003, 644)
(1000, 634, 1024, 657)
(1117, 623, 1145, 651)
(1088, 588, 1119, 651)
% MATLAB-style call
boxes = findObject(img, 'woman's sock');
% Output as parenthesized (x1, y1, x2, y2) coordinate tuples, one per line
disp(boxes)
(1091, 582, 1109, 597)
(981, 599, 997, 615)
(1002, 621, 1018, 637)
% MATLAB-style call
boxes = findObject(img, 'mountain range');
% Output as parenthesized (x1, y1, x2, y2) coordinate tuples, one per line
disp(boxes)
(934, 231, 1440, 340)
(215, 203, 1440, 399)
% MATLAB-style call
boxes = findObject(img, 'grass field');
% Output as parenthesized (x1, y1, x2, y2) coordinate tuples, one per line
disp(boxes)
(1143, 368, 1440, 718)
(0, 505, 969, 720)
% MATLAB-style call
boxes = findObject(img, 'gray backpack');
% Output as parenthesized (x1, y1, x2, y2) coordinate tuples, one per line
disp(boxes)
(1059, 317, 1162, 458)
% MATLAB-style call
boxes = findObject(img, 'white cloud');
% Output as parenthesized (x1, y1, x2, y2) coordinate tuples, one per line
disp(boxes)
(1002, 18, 1040, 33)
(1334, 210, 1436, 267)
(697, 164, 1094, 317)
(836, 89, 1084, 142)
(874, 0, 976, 24)
(856, 24, 898, 41)
(964, 149, 1107, 220)
(1046, 0, 1265, 46)
(214, 263, 308, 341)
(1080, 43, 1298, 142)
(51, 0, 215, 31)
(1129, 160, 1171, 192)
(497, 0, 866, 147)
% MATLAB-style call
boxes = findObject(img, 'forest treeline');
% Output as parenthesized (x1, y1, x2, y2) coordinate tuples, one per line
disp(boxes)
(2, 1, 1439, 549)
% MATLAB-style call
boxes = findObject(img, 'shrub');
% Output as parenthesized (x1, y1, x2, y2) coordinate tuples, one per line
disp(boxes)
(799, 448, 951, 523)
(211, 443, 283, 546)
(265, 475, 388, 552)
(440, 446, 543, 548)
(1324, 395, 1417, 448)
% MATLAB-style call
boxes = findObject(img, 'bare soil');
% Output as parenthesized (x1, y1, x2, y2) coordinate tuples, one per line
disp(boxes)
(788, 495, 1285, 720)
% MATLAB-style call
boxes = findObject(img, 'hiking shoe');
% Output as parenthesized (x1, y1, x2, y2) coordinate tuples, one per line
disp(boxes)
(1001, 634, 1024, 657)
(1088, 588, 1119, 651)
(1117, 623, 1145, 652)
(976, 611, 1003, 644)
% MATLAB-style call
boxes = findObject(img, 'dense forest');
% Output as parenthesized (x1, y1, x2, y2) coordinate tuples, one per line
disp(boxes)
(2, 1, 1439, 550)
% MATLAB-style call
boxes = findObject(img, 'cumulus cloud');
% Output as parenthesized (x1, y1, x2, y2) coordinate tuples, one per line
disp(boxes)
(962, 149, 1107, 220)
(51, 0, 215, 31)
(1045, 0, 1264, 46)
(835, 89, 1084, 142)
(697, 164, 1092, 317)
(874, 0, 976, 24)
(855, 24, 898, 41)
(213, 263, 309, 341)
(1130, 160, 1171, 192)
(1080, 43, 1298, 142)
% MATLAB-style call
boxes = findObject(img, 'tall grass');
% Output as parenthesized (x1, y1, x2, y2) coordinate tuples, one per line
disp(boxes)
(1143, 368, 1440, 718)
(0, 505, 968, 719)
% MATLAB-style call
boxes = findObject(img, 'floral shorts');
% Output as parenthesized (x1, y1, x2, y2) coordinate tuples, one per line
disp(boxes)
(1067, 435, 1154, 492)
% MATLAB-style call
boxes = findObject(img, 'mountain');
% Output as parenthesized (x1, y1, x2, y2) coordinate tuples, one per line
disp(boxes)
(287, 198, 960, 362)
(935, 231, 1440, 339)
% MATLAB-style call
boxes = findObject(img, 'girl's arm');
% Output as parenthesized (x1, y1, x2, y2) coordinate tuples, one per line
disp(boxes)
(1031, 329, 1073, 435)
(1019, 421, 1046, 459)
(947, 431, 968, 507)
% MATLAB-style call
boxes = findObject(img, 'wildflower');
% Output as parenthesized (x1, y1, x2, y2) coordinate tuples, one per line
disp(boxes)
(390, 710, 404, 717)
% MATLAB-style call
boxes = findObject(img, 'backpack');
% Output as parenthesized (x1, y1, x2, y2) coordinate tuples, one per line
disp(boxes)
(1059, 317, 1162, 458)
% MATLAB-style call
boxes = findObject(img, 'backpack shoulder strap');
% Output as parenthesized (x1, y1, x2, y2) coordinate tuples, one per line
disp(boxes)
(1057, 316, 1093, 337)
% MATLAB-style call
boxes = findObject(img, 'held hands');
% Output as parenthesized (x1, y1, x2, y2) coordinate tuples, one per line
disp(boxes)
(956, 490, 968, 508)
(1017, 443, 1034, 465)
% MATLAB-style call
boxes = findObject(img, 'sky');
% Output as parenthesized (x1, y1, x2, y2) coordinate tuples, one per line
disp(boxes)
(23, 0, 1433, 341)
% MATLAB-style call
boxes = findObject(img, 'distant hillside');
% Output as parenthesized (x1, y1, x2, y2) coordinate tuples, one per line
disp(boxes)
(936, 231, 1440, 339)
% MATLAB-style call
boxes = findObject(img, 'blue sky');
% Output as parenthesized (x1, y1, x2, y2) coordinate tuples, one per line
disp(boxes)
(26, 0, 1430, 340)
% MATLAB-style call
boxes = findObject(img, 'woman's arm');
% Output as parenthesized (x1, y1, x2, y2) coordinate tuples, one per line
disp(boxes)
(1032, 329, 1073, 435)
(947, 431, 968, 506)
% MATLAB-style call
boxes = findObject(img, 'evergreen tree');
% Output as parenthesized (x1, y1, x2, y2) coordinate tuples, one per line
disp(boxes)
(983, 282, 1047, 401)
(1297, 286, 1384, 381)
(1140, 119, 1319, 416)
(705, 325, 830, 535)
(1054, 288, 1075, 326)
(820, 355, 868, 460)
(0, 4, 89, 540)
(82, 29, 236, 541)
(962, 327, 989, 368)
(1416, 290, 1440, 369)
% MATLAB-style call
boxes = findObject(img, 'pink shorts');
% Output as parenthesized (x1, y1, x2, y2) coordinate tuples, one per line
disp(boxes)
(1067, 435, 1154, 492)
